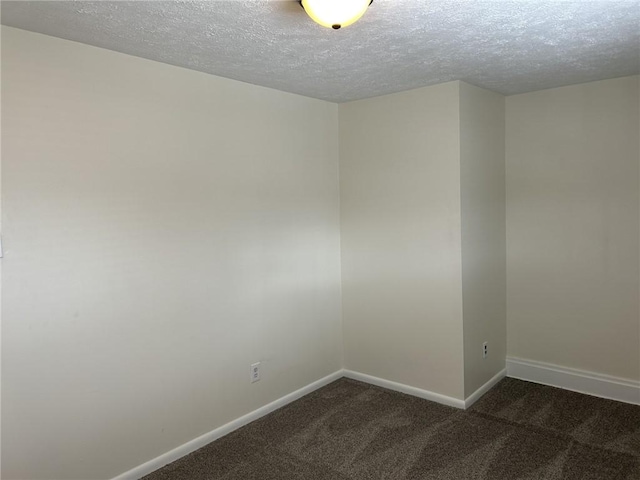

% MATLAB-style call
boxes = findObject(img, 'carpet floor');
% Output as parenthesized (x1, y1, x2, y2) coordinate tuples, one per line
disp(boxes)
(143, 377, 640, 479)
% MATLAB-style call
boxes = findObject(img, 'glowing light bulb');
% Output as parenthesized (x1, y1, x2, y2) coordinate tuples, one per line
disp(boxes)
(301, 0, 372, 30)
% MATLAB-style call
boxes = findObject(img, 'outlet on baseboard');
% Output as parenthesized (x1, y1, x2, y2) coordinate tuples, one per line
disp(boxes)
(482, 342, 488, 359)
(251, 362, 261, 383)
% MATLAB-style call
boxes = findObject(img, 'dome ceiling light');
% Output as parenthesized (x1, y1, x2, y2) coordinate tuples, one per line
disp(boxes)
(300, 0, 373, 30)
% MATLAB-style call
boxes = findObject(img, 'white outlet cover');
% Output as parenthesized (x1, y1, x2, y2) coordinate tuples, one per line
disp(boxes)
(250, 362, 261, 383)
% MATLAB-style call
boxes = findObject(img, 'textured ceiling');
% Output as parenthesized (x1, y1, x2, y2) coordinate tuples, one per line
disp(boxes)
(2, 0, 639, 103)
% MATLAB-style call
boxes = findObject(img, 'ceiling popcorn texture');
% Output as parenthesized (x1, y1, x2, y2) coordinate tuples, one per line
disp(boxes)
(2, 0, 639, 103)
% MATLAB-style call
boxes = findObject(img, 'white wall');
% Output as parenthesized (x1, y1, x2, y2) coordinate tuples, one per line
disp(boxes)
(340, 82, 466, 400)
(506, 76, 640, 382)
(459, 83, 506, 397)
(4, 23, 638, 480)
(1, 27, 342, 480)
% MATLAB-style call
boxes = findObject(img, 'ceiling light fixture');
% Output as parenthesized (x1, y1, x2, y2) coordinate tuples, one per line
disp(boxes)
(300, 0, 373, 30)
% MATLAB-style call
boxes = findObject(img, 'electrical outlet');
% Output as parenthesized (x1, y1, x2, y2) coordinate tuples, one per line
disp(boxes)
(482, 342, 488, 359)
(250, 362, 261, 383)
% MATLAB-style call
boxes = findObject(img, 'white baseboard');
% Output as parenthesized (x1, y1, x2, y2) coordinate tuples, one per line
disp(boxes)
(111, 370, 344, 480)
(464, 368, 507, 409)
(506, 357, 640, 405)
(342, 370, 466, 409)
(113, 359, 637, 480)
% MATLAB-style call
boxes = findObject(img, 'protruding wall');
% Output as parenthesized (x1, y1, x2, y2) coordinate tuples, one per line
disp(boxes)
(340, 82, 466, 400)
(460, 82, 507, 397)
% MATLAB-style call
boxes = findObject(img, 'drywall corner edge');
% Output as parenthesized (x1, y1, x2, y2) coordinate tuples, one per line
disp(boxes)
(463, 368, 507, 409)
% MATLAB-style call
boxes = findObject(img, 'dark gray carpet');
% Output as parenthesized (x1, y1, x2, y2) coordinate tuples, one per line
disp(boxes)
(143, 377, 640, 479)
